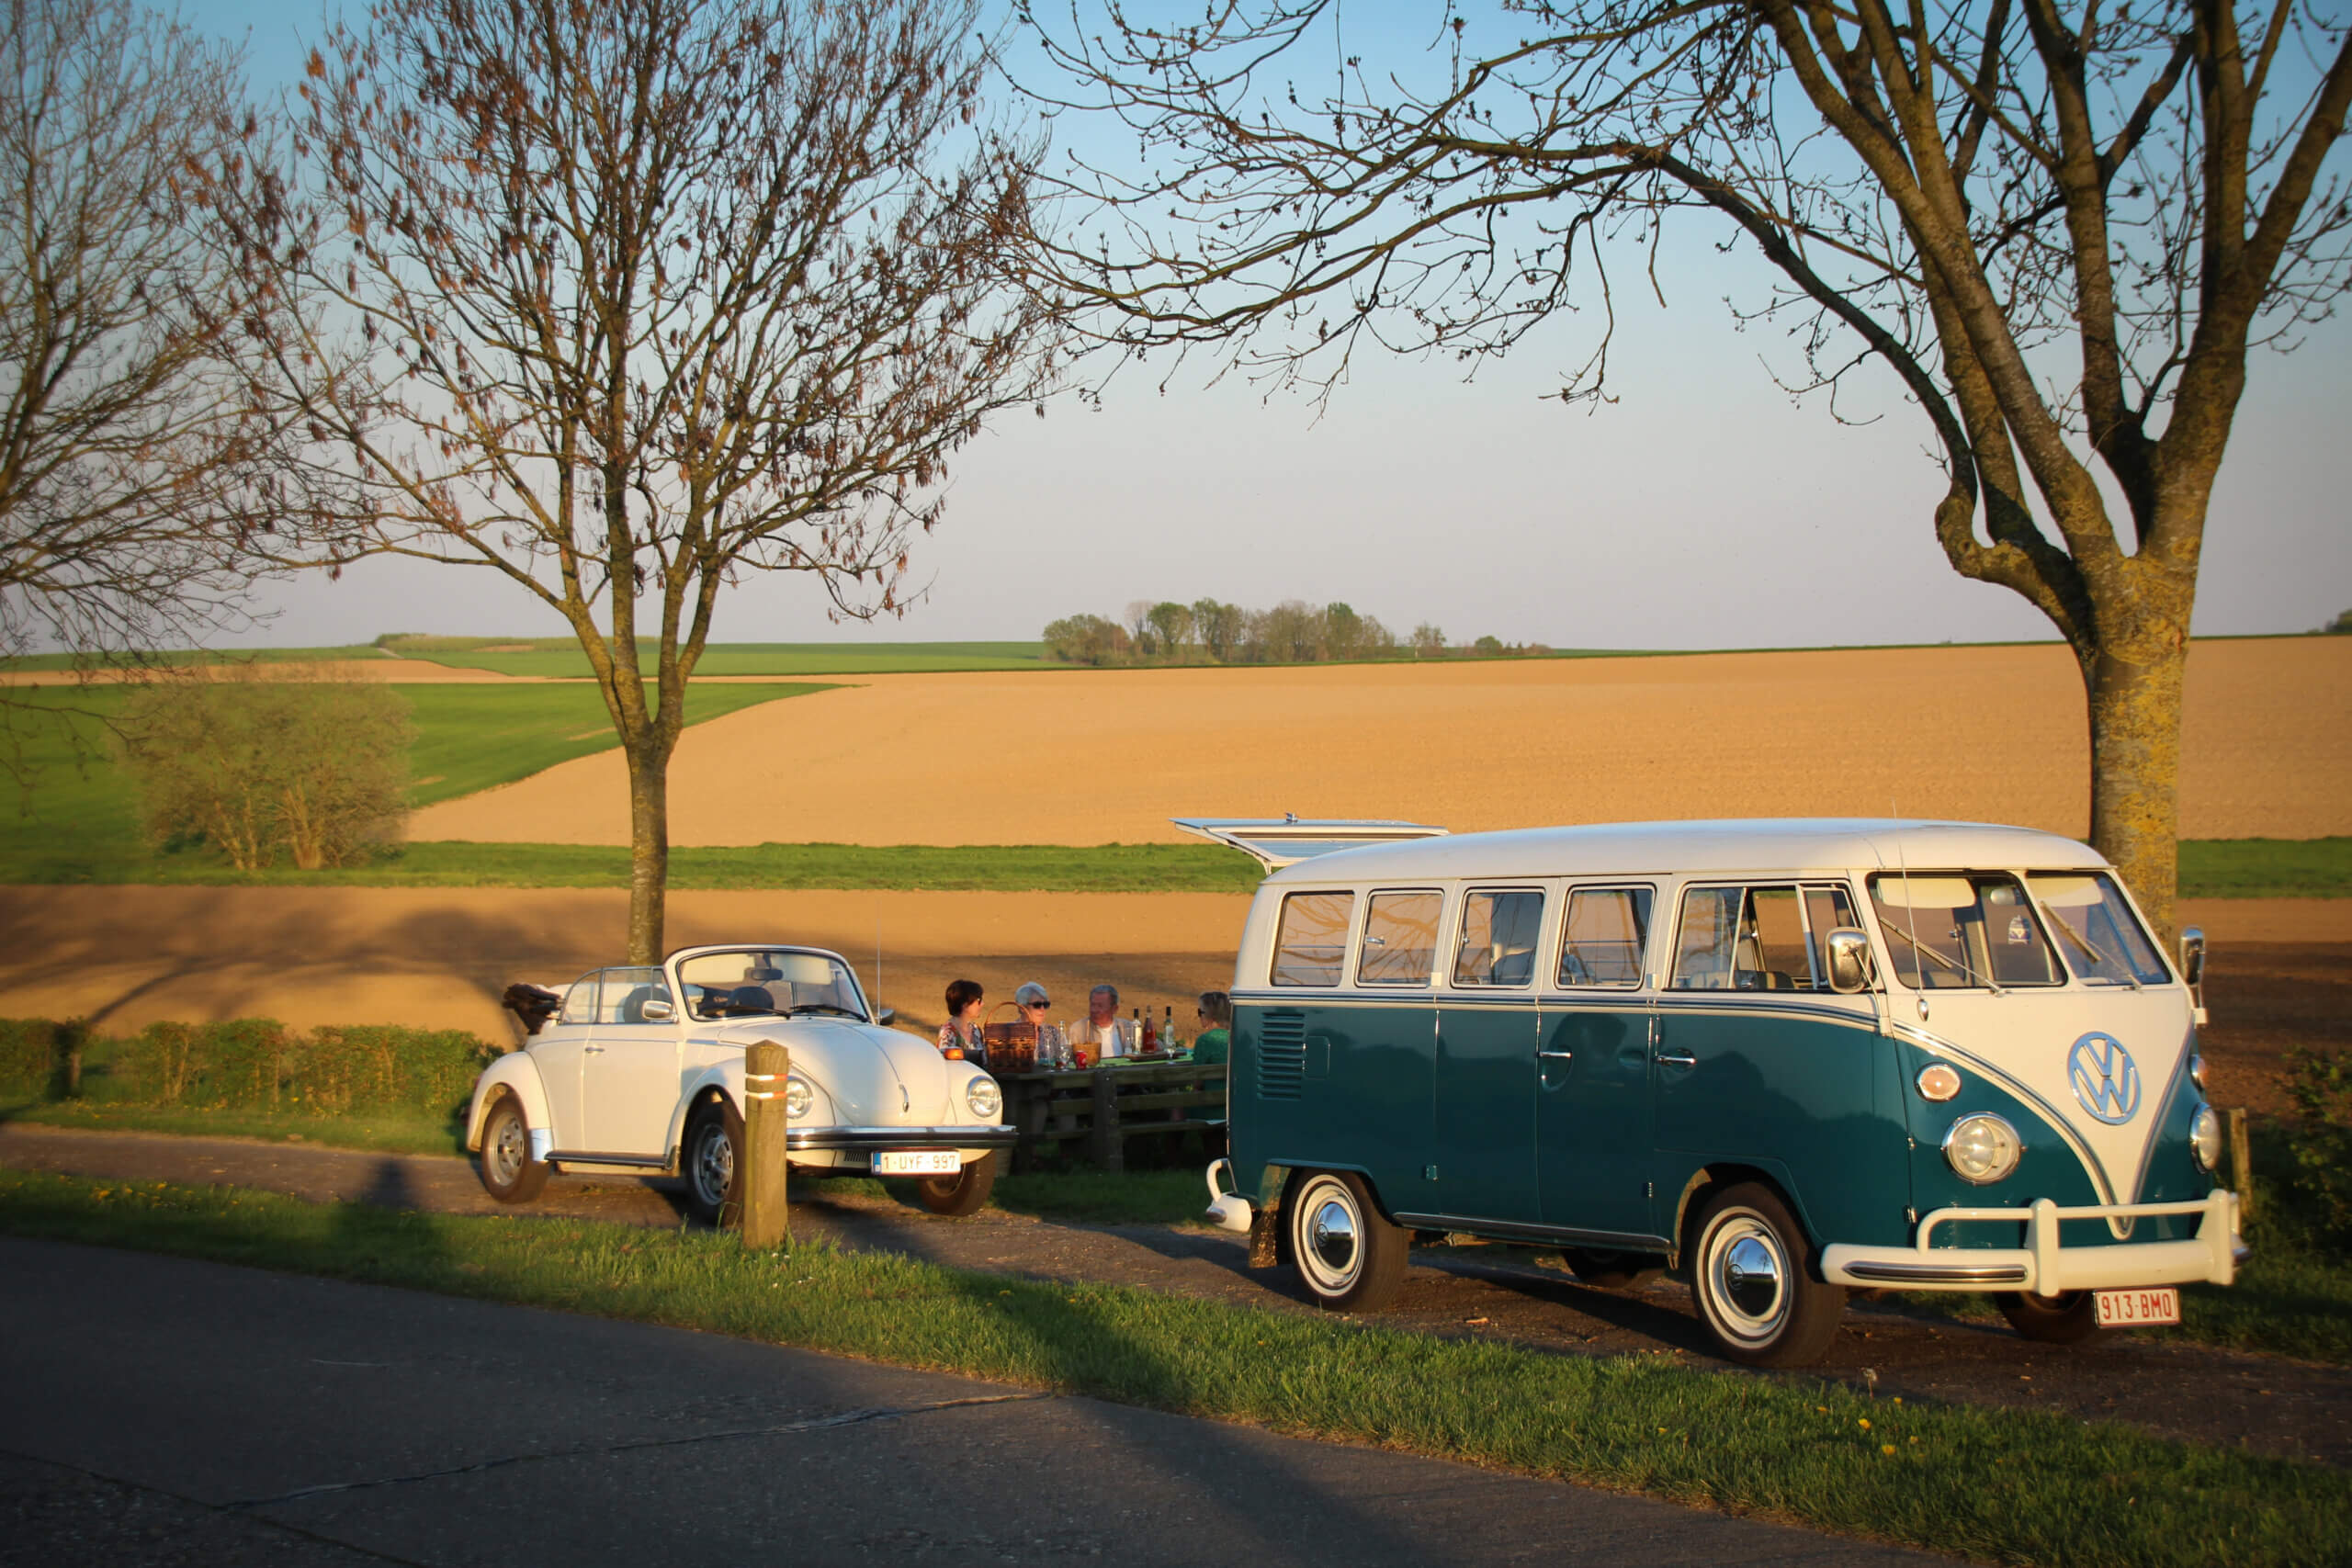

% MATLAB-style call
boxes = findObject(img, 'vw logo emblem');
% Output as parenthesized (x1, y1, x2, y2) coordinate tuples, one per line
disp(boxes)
(2068, 1032, 2142, 1125)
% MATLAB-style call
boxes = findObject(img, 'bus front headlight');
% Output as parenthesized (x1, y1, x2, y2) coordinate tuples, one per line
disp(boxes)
(1944, 1113, 2021, 1185)
(2190, 1103, 2222, 1171)
(966, 1076, 1001, 1122)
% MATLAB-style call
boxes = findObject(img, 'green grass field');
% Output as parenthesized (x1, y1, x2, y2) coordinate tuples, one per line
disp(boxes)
(0, 682, 828, 883)
(2178, 837, 2352, 898)
(0, 1169, 2341, 1567)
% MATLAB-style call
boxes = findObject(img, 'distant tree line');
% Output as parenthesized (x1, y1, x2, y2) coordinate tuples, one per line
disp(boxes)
(1043, 599, 1551, 667)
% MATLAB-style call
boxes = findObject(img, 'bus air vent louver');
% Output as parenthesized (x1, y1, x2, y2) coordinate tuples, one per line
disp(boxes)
(1259, 1010, 1306, 1100)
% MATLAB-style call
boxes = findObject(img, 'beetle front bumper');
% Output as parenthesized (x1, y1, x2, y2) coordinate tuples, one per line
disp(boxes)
(1820, 1189, 2244, 1293)
(785, 1124, 1016, 1152)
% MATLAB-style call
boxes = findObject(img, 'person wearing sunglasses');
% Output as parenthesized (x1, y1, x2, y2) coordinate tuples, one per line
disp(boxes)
(1014, 981, 1072, 1070)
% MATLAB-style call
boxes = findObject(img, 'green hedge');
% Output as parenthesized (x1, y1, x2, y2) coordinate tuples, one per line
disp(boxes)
(0, 1017, 495, 1117)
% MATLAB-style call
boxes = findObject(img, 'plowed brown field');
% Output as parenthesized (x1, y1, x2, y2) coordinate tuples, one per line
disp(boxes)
(407, 637, 2352, 846)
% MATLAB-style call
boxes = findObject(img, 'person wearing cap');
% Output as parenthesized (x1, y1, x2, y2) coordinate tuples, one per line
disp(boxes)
(1015, 982, 1072, 1070)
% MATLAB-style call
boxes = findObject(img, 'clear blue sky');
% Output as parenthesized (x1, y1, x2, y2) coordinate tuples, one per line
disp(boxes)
(194, 2, 2350, 651)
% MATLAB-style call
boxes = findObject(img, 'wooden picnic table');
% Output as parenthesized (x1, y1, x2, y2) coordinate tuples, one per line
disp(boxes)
(989, 1056, 1228, 1173)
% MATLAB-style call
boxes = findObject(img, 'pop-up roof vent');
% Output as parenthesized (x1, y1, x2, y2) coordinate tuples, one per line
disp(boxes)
(1173, 816, 1449, 873)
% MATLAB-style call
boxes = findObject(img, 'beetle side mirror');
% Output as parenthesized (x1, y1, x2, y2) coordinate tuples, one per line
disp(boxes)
(1825, 929, 1876, 994)
(2178, 927, 2207, 1024)
(639, 998, 675, 1022)
(875, 1006, 896, 1026)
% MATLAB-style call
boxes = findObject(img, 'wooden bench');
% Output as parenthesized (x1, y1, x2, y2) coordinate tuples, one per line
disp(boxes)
(991, 1059, 1228, 1173)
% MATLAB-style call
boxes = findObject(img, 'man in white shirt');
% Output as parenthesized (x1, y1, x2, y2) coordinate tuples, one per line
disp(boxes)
(1065, 984, 1133, 1060)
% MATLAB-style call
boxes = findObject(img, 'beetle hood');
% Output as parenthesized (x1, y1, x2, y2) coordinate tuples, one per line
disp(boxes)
(725, 1018, 961, 1124)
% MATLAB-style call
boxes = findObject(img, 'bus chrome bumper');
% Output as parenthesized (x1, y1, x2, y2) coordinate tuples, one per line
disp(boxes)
(1821, 1190, 2243, 1293)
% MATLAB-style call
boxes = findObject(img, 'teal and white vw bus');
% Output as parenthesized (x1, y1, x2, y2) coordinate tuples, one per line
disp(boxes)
(1186, 818, 2243, 1367)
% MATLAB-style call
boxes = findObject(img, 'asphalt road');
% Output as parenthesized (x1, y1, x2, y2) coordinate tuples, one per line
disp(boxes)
(0, 1237, 1944, 1568)
(4, 1123, 2345, 1469)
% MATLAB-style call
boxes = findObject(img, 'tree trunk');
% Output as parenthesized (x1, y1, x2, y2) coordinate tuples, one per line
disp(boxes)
(626, 748, 671, 964)
(2078, 608, 2191, 945)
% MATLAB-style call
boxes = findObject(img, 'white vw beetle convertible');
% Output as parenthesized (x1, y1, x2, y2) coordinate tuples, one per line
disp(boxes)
(466, 944, 1015, 1221)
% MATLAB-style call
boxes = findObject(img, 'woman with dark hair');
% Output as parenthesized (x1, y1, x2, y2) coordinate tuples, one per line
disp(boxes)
(938, 978, 986, 1064)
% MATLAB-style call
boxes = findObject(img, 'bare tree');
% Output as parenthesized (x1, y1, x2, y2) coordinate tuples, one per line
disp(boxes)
(249, 0, 1060, 959)
(1028, 0, 2352, 933)
(122, 671, 412, 871)
(0, 0, 313, 670)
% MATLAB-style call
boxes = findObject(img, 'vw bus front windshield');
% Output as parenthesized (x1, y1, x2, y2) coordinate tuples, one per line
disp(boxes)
(2026, 873, 2170, 987)
(676, 950, 867, 1021)
(1866, 873, 2063, 990)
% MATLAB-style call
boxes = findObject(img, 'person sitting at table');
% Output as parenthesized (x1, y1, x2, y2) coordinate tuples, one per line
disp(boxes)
(1013, 982, 1071, 1070)
(937, 977, 987, 1065)
(1191, 992, 1232, 1065)
(1064, 983, 1135, 1062)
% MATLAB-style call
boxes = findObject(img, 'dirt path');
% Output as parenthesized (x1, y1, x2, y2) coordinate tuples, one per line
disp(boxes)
(5, 1122, 2344, 1472)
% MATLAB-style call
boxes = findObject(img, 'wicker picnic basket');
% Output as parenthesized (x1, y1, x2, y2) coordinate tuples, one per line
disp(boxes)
(980, 1001, 1039, 1074)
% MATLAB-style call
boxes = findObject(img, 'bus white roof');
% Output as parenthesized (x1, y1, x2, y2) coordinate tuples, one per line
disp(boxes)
(1259, 818, 2109, 886)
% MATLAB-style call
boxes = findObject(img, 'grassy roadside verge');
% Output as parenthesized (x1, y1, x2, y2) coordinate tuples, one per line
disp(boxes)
(1, 1168, 2341, 1568)
(0, 1102, 1216, 1225)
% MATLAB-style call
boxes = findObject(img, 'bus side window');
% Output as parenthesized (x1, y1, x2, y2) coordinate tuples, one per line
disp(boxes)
(1272, 892, 1353, 987)
(1744, 887, 1810, 989)
(1358, 891, 1442, 987)
(1558, 887, 1651, 987)
(1453, 889, 1544, 987)
(1672, 887, 1743, 989)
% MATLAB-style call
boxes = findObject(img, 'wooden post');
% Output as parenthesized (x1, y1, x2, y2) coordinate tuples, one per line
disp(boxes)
(741, 1041, 791, 1249)
(2225, 1106, 2256, 1224)
(1090, 1066, 1124, 1173)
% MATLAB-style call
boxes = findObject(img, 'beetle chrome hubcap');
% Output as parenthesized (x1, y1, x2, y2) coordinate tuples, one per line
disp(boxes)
(1705, 1212, 1789, 1342)
(693, 1125, 733, 1206)
(488, 1115, 524, 1183)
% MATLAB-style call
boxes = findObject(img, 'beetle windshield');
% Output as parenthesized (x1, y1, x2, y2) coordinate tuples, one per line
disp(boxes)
(676, 950, 867, 1021)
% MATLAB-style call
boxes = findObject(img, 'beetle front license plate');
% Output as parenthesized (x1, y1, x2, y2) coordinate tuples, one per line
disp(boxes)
(2093, 1287, 2180, 1327)
(874, 1150, 961, 1176)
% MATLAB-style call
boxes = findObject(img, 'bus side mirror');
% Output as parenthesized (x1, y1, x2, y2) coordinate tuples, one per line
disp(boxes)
(1825, 929, 1875, 994)
(2178, 927, 2207, 1024)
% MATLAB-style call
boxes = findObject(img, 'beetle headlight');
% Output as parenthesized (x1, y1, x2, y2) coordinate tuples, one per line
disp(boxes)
(785, 1075, 812, 1120)
(1944, 1113, 2021, 1185)
(965, 1075, 1001, 1122)
(2190, 1102, 2222, 1171)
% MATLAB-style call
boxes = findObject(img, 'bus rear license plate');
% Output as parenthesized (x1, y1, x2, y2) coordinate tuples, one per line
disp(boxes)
(2093, 1287, 2180, 1327)
(875, 1151, 961, 1176)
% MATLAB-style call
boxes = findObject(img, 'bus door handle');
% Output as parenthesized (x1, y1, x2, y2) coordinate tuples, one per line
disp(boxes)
(1536, 1048, 1574, 1062)
(1655, 1050, 1697, 1068)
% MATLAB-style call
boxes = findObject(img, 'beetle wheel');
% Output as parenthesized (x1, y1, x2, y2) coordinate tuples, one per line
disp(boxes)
(1996, 1290, 2102, 1345)
(476, 1094, 548, 1205)
(914, 1152, 998, 1217)
(1284, 1170, 1406, 1312)
(682, 1098, 743, 1228)
(1688, 1182, 1844, 1367)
